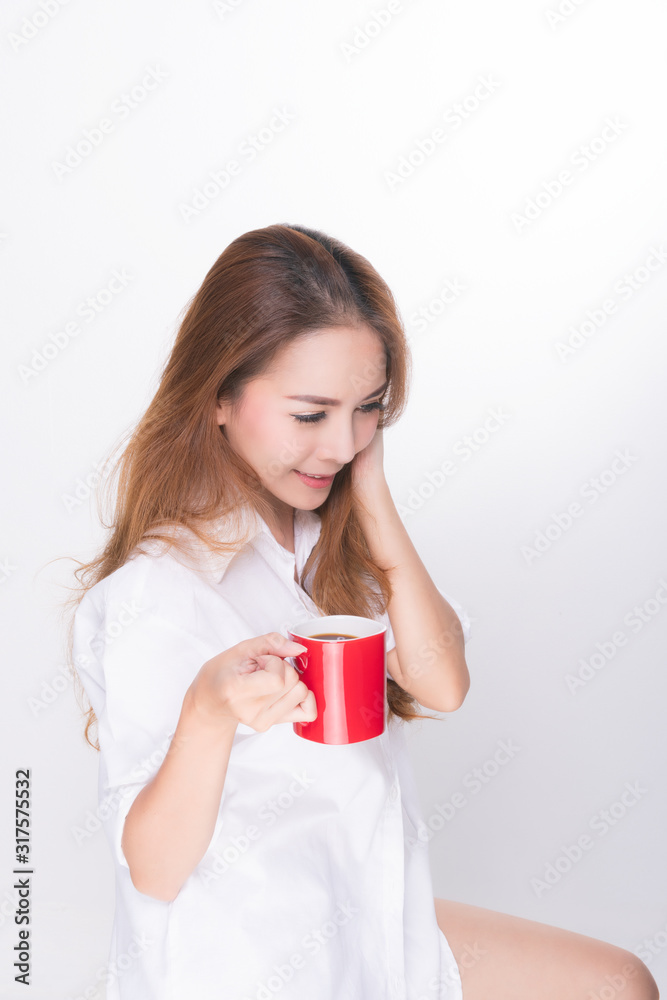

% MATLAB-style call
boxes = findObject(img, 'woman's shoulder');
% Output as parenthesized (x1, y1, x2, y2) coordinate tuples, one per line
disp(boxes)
(76, 533, 214, 625)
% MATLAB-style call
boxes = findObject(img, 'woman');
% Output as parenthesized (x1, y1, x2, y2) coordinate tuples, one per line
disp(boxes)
(66, 223, 659, 999)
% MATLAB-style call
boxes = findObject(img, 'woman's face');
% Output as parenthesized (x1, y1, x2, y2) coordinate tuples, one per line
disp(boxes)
(216, 325, 388, 522)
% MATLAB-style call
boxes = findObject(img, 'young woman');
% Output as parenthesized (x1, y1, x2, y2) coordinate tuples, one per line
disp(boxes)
(67, 224, 659, 999)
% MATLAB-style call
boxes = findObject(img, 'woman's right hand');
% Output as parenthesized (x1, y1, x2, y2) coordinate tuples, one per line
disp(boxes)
(187, 632, 317, 732)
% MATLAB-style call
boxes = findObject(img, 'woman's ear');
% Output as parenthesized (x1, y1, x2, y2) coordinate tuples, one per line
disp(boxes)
(215, 399, 228, 426)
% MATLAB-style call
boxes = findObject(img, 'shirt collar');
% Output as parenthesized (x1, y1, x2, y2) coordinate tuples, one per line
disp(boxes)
(195, 505, 323, 584)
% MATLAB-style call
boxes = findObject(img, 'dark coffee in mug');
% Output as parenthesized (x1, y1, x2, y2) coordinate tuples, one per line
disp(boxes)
(309, 632, 358, 641)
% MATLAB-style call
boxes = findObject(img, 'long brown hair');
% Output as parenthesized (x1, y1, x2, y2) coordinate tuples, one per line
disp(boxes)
(63, 223, 440, 749)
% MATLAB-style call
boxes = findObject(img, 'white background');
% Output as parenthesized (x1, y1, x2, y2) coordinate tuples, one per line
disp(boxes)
(1, 0, 666, 997)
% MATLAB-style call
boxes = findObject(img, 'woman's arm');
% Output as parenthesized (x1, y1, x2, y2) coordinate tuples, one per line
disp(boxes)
(358, 483, 470, 712)
(121, 687, 238, 902)
(120, 632, 313, 903)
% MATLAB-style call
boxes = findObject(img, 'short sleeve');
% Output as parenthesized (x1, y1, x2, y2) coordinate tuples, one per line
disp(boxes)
(381, 585, 471, 679)
(72, 563, 220, 870)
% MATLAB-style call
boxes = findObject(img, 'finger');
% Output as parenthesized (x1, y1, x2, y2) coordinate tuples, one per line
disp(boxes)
(236, 638, 307, 678)
(279, 689, 318, 724)
(240, 663, 305, 714)
(240, 632, 308, 660)
(295, 688, 317, 718)
(239, 664, 284, 696)
(255, 655, 305, 692)
(273, 678, 316, 717)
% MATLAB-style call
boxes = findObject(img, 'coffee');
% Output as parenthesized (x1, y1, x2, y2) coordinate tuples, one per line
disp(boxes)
(309, 632, 358, 641)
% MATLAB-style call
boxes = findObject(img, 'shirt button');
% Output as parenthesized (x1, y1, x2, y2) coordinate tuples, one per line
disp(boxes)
(389, 784, 399, 803)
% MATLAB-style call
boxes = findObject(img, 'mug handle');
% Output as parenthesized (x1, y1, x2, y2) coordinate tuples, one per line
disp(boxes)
(286, 655, 304, 675)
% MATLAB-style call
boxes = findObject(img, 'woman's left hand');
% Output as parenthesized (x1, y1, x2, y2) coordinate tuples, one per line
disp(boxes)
(351, 426, 389, 502)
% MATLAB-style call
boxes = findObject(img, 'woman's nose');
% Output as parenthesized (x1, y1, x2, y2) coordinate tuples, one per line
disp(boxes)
(315, 416, 357, 466)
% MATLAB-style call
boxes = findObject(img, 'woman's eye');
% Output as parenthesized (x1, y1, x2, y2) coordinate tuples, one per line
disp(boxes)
(291, 401, 385, 424)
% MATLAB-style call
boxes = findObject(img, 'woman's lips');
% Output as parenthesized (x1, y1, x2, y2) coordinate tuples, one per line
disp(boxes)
(294, 470, 335, 488)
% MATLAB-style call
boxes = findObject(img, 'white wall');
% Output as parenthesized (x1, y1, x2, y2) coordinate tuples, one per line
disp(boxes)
(1, 0, 666, 996)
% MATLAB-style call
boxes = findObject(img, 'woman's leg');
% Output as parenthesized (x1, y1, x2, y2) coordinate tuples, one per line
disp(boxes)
(434, 897, 659, 1000)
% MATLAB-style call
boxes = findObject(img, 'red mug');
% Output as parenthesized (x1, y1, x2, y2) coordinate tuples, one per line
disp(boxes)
(287, 615, 387, 745)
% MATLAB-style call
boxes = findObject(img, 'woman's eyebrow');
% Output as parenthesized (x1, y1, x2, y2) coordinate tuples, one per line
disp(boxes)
(285, 380, 388, 406)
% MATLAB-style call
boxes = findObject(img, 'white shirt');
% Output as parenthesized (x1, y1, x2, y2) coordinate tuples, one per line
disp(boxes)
(73, 504, 471, 1000)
